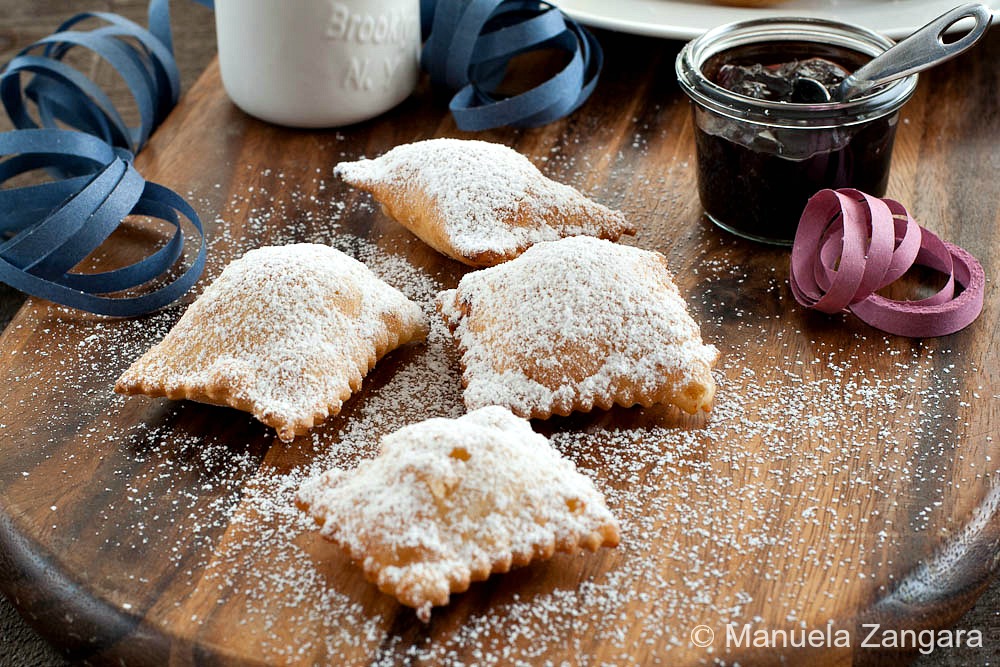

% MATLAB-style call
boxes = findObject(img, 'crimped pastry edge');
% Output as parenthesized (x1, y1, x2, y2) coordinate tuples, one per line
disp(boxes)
(436, 288, 717, 420)
(115, 316, 429, 442)
(296, 494, 620, 622)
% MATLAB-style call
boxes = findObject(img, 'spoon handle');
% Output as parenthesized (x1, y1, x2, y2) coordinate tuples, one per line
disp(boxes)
(839, 3, 993, 100)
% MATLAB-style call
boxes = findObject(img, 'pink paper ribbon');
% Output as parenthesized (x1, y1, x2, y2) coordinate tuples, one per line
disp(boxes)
(789, 188, 985, 338)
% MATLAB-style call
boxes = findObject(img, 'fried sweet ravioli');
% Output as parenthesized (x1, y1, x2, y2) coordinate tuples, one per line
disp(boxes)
(115, 243, 428, 442)
(438, 236, 719, 418)
(296, 406, 620, 621)
(335, 138, 634, 267)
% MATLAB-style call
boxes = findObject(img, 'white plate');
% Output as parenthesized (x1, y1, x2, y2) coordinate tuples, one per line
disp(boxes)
(559, 0, 1000, 40)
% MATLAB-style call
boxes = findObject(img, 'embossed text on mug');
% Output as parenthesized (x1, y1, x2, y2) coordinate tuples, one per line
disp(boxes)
(325, 1, 418, 93)
(326, 1, 417, 47)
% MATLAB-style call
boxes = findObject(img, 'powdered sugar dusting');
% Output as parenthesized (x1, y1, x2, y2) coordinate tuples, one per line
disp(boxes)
(298, 406, 619, 622)
(335, 139, 633, 262)
(115, 243, 428, 441)
(439, 236, 719, 417)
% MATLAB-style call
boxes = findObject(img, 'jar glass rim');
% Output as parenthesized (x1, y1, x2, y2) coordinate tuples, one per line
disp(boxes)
(676, 16, 918, 128)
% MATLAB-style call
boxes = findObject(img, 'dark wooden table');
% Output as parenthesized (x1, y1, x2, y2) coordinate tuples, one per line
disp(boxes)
(0, 2, 998, 665)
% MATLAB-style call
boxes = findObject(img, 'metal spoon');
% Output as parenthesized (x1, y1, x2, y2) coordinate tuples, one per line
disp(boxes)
(792, 3, 993, 103)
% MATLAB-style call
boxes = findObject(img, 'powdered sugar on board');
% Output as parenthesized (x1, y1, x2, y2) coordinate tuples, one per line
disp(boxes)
(0, 160, 996, 665)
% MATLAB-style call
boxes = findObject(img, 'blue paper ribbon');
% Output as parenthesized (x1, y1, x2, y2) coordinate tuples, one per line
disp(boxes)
(0, 0, 211, 317)
(421, 0, 603, 131)
(0, 129, 206, 317)
(0, 0, 596, 315)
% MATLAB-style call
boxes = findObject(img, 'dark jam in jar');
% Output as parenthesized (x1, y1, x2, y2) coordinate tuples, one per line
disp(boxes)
(693, 42, 899, 244)
(716, 57, 850, 101)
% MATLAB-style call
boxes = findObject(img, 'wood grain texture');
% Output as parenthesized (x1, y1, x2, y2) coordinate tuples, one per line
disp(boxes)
(0, 23, 998, 666)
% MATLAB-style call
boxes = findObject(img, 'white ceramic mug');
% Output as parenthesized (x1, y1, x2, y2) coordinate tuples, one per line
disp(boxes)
(215, 0, 421, 128)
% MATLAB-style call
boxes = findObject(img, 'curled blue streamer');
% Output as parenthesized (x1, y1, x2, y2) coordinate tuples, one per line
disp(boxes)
(0, 0, 211, 316)
(421, 0, 603, 131)
(1, 0, 212, 152)
(0, 129, 206, 317)
(0, 0, 587, 313)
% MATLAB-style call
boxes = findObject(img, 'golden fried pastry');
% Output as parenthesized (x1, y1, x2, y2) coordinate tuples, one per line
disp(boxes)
(335, 138, 635, 267)
(296, 406, 620, 621)
(116, 244, 428, 442)
(438, 236, 719, 418)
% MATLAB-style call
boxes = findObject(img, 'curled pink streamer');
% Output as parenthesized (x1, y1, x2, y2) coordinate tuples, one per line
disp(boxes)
(789, 188, 985, 338)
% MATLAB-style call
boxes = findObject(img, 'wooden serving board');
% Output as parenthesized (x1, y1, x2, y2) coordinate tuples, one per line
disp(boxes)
(1, 31, 998, 666)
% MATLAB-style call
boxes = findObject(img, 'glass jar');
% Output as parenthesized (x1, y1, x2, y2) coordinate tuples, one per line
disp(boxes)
(676, 18, 918, 245)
